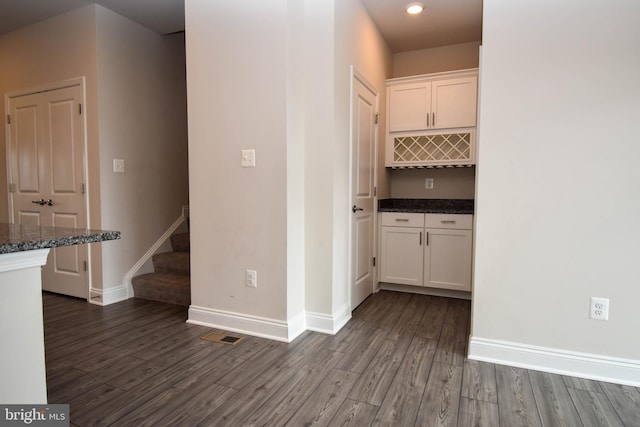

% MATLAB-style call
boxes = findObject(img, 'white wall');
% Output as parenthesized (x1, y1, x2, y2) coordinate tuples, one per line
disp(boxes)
(472, 0, 640, 383)
(95, 6, 189, 295)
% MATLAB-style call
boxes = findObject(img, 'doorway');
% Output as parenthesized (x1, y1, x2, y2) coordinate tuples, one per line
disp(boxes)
(350, 69, 379, 310)
(7, 80, 89, 299)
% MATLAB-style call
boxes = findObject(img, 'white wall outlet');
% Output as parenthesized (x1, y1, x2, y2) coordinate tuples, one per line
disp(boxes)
(425, 178, 434, 189)
(113, 158, 125, 173)
(241, 149, 256, 168)
(590, 297, 609, 320)
(246, 269, 257, 288)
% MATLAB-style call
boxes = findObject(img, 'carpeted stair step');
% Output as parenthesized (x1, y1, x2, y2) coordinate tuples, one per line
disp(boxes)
(152, 251, 189, 275)
(132, 273, 191, 306)
(171, 232, 190, 252)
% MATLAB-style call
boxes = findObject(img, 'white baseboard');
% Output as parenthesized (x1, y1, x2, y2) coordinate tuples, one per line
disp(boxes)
(380, 282, 471, 300)
(187, 305, 351, 342)
(89, 285, 129, 306)
(468, 336, 640, 387)
(306, 304, 351, 334)
(188, 305, 295, 342)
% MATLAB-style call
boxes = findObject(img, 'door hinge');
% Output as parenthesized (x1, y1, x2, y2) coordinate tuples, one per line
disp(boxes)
(8, 183, 14, 193)
(374, 112, 379, 124)
(6, 114, 10, 124)
(79, 103, 82, 115)
(81, 183, 85, 194)
(373, 257, 376, 267)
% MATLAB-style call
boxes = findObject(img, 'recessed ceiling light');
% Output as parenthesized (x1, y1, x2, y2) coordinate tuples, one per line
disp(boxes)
(406, 2, 424, 15)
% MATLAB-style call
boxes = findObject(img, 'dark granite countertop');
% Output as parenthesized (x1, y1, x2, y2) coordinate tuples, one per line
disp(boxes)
(379, 199, 474, 214)
(0, 223, 121, 254)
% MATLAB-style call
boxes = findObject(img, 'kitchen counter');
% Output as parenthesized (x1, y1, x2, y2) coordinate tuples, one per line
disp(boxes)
(0, 223, 120, 254)
(378, 198, 474, 214)
(0, 223, 120, 404)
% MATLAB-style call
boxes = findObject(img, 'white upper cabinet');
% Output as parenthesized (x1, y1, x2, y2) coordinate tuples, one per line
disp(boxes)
(388, 72, 478, 132)
(431, 77, 478, 129)
(386, 69, 479, 167)
(389, 82, 431, 132)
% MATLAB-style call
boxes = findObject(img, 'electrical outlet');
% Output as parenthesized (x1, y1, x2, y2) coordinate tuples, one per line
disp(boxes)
(425, 178, 434, 189)
(246, 269, 257, 288)
(590, 297, 609, 320)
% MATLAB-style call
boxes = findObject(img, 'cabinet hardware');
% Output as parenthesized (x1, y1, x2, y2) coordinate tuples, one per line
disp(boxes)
(441, 220, 456, 224)
(432, 112, 435, 126)
(352, 205, 364, 213)
(426, 113, 429, 127)
(426, 231, 429, 246)
(395, 218, 409, 222)
(419, 231, 422, 245)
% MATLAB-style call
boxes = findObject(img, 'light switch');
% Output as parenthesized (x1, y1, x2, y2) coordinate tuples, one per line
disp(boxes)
(113, 159, 125, 173)
(241, 149, 256, 168)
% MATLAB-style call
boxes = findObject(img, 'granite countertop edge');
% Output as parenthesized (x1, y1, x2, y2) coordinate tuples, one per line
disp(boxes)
(378, 198, 475, 215)
(0, 224, 121, 255)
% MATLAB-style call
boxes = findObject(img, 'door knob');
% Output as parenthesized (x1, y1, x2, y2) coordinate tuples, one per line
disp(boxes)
(352, 205, 364, 213)
(30, 199, 53, 206)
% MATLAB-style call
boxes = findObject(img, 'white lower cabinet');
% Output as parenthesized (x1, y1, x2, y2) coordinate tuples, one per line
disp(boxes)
(379, 212, 473, 292)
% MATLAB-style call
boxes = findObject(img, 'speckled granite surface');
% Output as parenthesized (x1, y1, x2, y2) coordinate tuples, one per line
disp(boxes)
(378, 199, 474, 214)
(0, 223, 121, 254)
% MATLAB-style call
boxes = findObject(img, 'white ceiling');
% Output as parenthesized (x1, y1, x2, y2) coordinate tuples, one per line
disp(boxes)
(0, 0, 481, 52)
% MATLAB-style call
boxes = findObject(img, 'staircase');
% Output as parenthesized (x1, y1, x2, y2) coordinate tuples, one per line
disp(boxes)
(132, 232, 190, 306)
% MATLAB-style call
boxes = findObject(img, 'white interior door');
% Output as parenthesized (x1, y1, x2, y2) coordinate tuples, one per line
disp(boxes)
(8, 84, 88, 299)
(350, 71, 378, 310)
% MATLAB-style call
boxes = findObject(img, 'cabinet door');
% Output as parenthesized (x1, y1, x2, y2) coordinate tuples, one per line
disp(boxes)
(380, 226, 423, 286)
(389, 83, 431, 132)
(431, 77, 478, 129)
(424, 228, 472, 291)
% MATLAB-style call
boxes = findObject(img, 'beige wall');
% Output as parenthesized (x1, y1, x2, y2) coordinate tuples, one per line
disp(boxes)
(387, 41, 480, 198)
(0, 5, 103, 286)
(393, 41, 480, 78)
(332, 0, 392, 313)
(389, 167, 475, 199)
(0, 6, 189, 299)
(185, 0, 391, 337)
(186, 0, 289, 321)
(95, 6, 189, 293)
(473, 0, 640, 374)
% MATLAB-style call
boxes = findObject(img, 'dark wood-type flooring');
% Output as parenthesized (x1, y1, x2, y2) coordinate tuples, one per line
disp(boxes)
(43, 291, 640, 426)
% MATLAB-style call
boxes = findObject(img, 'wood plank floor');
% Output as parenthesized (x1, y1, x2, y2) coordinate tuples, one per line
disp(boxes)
(43, 291, 640, 426)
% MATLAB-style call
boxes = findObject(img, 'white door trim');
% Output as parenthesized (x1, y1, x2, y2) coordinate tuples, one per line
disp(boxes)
(348, 66, 379, 311)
